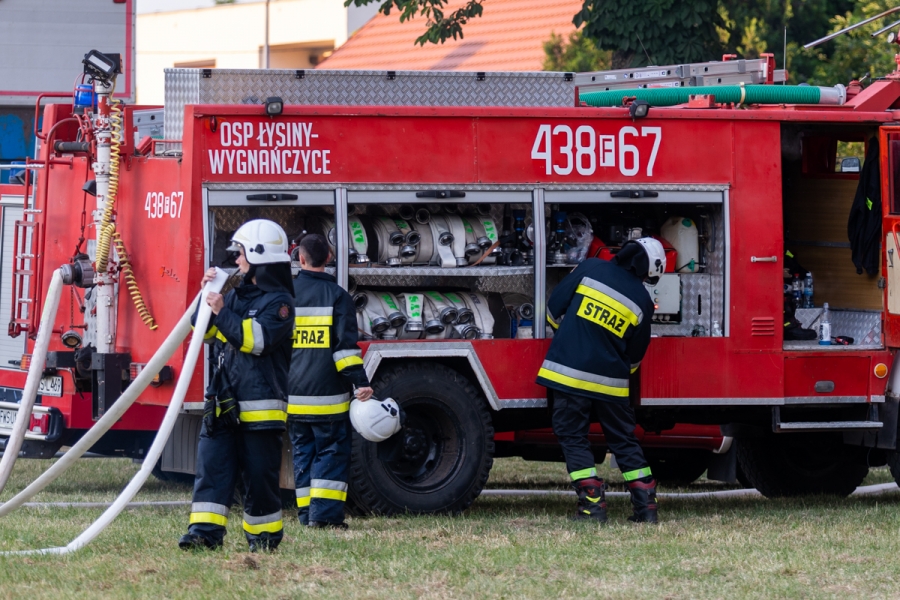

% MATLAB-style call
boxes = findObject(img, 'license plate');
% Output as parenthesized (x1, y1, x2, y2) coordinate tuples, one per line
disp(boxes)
(38, 375, 62, 397)
(0, 407, 16, 427)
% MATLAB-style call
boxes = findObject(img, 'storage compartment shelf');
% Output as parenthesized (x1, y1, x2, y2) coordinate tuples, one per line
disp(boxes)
(348, 266, 532, 277)
(783, 340, 883, 351)
(349, 266, 533, 295)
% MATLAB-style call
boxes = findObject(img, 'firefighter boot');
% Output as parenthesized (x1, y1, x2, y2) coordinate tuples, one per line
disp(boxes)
(626, 476, 659, 524)
(178, 533, 221, 551)
(248, 532, 280, 553)
(571, 477, 607, 523)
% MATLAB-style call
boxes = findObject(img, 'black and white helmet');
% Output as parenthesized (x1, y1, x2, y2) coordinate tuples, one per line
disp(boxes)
(632, 237, 666, 284)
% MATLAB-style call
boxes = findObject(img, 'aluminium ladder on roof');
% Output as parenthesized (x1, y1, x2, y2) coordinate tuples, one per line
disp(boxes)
(574, 56, 788, 94)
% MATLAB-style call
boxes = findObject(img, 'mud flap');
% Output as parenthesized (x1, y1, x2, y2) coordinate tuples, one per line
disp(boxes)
(707, 443, 738, 483)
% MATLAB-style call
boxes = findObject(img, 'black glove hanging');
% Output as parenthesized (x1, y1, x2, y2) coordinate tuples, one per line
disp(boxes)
(217, 397, 240, 430)
(203, 396, 217, 434)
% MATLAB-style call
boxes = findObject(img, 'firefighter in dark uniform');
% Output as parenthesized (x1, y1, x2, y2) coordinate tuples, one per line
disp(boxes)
(288, 233, 373, 529)
(537, 237, 665, 524)
(179, 219, 295, 551)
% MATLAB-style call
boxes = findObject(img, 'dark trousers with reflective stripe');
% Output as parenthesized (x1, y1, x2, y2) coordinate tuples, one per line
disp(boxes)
(288, 417, 350, 525)
(188, 422, 284, 546)
(551, 389, 648, 478)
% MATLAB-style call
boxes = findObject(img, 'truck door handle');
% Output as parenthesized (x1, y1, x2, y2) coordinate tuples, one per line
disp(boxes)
(750, 256, 777, 263)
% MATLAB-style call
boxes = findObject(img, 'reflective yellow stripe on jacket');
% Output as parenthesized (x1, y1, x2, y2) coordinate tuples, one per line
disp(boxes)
(333, 349, 363, 372)
(287, 392, 351, 416)
(294, 307, 333, 349)
(576, 276, 643, 326)
(239, 319, 265, 355)
(238, 399, 287, 423)
(537, 360, 629, 397)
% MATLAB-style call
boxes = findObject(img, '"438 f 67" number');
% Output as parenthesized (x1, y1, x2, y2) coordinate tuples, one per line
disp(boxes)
(145, 191, 184, 219)
(531, 125, 662, 177)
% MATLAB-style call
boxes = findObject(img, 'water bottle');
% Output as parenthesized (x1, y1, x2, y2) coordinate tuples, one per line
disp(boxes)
(819, 302, 832, 345)
(711, 320, 723, 337)
(792, 274, 802, 308)
(802, 272, 814, 308)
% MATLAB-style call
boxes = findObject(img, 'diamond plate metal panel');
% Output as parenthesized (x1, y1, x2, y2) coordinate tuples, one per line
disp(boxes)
(652, 274, 712, 337)
(204, 182, 731, 192)
(497, 398, 548, 408)
(164, 69, 201, 141)
(165, 68, 575, 141)
(350, 267, 533, 295)
(793, 308, 881, 346)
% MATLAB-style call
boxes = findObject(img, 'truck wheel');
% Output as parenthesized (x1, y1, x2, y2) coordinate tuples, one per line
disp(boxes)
(150, 460, 195, 487)
(646, 450, 710, 485)
(348, 362, 494, 515)
(736, 434, 868, 498)
(883, 451, 900, 487)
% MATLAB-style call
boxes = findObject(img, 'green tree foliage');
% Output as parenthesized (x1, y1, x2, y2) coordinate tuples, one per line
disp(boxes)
(574, 0, 726, 69)
(719, 0, 855, 83)
(543, 31, 610, 72)
(348, 0, 892, 84)
(346, 0, 485, 46)
(802, 1, 899, 85)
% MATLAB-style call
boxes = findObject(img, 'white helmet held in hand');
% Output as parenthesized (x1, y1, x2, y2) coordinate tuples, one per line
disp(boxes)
(227, 219, 291, 265)
(633, 237, 666, 284)
(349, 397, 402, 442)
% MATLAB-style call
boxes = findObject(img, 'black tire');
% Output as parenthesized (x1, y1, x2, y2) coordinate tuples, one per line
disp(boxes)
(150, 460, 196, 487)
(646, 450, 710, 485)
(348, 362, 494, 515)
(885, 451, 900, 486)
(736, 434, 868, 498)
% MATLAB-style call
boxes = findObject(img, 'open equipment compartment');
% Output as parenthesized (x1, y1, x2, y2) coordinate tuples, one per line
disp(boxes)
(543, 189, 727, 339)
(343, 190, 537, 341)
(781, 124, 882, 351)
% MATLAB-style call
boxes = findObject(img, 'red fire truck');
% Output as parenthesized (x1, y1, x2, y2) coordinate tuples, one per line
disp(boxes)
(0, 51, 897, 514)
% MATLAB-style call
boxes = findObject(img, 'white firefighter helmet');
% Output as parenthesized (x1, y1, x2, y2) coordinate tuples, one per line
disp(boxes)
(227, 219, 291, 265)
(632, 237, 666, 284)
(349, 397, 402, 442)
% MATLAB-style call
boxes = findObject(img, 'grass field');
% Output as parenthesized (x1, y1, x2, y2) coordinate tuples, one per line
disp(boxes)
(0, 456, 899, 599)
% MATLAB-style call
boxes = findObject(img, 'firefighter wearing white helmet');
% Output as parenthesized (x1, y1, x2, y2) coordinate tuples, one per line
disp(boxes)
(180, 219, 295, 552)
(536, 237, 663, 525)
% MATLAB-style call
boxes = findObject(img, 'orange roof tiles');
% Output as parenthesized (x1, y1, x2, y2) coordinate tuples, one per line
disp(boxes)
(320, 0, 583, 71)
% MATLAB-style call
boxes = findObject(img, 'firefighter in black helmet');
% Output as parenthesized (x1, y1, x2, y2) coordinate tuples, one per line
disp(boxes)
(179, 219, 295, 552)
(536, 237, 664, 524)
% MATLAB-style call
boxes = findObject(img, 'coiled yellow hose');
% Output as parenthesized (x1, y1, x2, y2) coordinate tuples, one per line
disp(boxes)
(96, 99, 157, 330)
(111, 230, 156, 330)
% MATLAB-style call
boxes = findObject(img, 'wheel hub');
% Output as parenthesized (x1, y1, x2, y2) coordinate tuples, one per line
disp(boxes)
(400, 425, 429, 463)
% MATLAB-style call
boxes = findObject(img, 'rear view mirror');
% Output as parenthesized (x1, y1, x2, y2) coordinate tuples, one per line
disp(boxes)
(840, 157, 861, 172)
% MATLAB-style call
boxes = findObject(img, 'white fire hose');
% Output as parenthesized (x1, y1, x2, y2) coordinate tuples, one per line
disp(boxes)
(0, 269, 64, 495)
(463, 292, 495, 339)
(397, 293, 425, 339)
(0, 271, 226, 555)
(444, 215, 469, 267)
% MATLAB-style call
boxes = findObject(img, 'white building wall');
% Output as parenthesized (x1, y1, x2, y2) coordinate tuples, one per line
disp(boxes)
(137, 0, 368, 104)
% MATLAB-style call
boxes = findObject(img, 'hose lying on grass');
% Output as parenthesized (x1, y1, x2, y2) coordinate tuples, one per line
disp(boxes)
(0, 269, 228, 556)
(7, 483, 898, 513)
